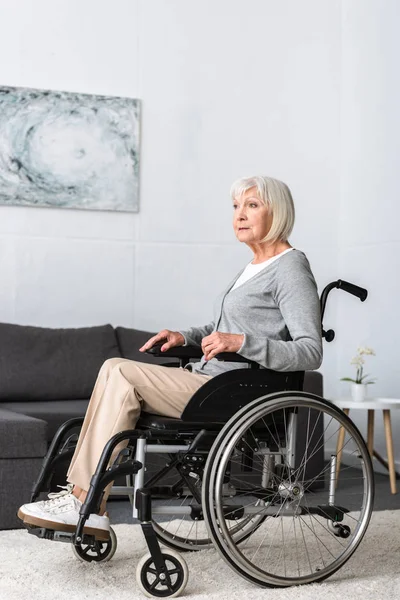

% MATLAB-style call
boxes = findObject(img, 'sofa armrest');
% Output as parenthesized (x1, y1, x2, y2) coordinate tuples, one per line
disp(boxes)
(0, 408, 47, 458)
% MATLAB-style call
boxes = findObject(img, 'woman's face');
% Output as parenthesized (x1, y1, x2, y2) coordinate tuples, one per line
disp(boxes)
(232, 187, 272, 244)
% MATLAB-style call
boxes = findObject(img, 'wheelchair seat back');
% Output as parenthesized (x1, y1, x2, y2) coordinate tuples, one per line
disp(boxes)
(182, 368, 304, 422)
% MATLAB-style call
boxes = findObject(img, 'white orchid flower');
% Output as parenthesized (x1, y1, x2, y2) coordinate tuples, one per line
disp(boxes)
(341, 345, 376, 385)
(357, 346, 375, 356)
(350, 356, 365, 366)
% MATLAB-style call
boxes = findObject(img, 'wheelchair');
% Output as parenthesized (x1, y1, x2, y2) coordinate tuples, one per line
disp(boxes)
(23, 279, 374, 598)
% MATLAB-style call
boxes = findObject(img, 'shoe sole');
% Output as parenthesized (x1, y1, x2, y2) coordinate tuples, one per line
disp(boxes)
(17, 509, 110, 541)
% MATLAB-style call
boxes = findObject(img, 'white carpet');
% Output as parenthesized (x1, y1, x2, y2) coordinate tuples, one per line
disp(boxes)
(0, 511, 399, 600)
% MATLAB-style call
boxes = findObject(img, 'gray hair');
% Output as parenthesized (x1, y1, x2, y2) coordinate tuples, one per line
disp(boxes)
(230, 175, 295, 244)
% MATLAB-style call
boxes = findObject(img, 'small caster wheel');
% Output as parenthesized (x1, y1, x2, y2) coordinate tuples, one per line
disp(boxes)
(331, 523, 351, 539)
(338, 524, 351, 538)
(136, 549, 189, 598)
(72, 527, 117, 563)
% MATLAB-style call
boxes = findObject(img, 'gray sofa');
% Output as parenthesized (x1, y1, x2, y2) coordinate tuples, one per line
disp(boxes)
(0, 322, 323, 530)
(0, 322, 175, 530)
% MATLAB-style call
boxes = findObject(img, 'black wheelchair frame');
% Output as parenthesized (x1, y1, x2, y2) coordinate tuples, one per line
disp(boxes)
(24, 279, 373, 598)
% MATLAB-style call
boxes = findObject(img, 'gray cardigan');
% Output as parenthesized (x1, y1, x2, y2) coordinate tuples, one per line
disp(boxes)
(180, 249, 323, 377)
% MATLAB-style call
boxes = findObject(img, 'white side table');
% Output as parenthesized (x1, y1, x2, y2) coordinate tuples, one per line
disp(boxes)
(331, 397, 400, 494)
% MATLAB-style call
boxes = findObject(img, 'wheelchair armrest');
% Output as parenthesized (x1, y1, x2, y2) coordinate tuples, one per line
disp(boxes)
(146, 344, 203, 359)
(146, 345, 254, 365)
(214, 352, 254, 363)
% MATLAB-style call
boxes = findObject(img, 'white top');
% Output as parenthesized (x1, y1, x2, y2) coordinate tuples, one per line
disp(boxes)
(230, 247, 294, 292)
(330, 398, 400, 410)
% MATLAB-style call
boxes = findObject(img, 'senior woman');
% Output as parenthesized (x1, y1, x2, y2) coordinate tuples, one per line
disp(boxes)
(18, 175, 322, 540)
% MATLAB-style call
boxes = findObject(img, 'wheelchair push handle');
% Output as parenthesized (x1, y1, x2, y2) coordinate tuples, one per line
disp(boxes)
(320, 279, 368, 320)
(320, 278, 368, 343)
(336, 279, 368, 302)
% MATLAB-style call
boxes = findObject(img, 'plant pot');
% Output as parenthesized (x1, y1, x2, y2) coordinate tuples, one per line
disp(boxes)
(351, 382, 368, 402)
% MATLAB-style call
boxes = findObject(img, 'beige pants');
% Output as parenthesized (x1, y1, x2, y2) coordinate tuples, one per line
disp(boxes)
(66, 358, 212, 496)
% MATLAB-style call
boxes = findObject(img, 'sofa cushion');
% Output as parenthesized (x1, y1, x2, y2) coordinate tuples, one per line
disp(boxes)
(0, 408, 47, 458)
(0, 323, 121, 401)
(115, 327, 178, 365)
(0, 400, 90, 442)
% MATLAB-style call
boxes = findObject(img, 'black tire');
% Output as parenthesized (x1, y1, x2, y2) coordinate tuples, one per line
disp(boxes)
(71, 527, 117, 562)
(202, 391, 374, 588)
(136, 549, 188, 598)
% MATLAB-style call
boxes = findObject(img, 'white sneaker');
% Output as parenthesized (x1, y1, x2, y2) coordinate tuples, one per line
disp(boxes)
(18, 484, 110, 541)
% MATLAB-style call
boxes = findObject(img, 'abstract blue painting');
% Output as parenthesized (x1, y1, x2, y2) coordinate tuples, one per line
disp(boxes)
(0, 86, 140, 212)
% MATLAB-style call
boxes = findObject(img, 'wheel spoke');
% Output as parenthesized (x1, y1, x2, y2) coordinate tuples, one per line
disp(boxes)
(204, 396, 373, 586)
(149, 578, 161, 592)
(298, 514, 339, 559)
(292, 517, 301, 576)
(298, 514, 313, 573)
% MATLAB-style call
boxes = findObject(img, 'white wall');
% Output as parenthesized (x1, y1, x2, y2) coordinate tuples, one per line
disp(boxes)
(337, 0, 400, 466)
(0, 0, 340, 369)
(0, 2, 397, 463)
(0, 0, 141, 327)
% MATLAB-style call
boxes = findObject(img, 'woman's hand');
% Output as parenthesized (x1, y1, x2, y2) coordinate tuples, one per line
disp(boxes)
(139, 329, 185, 353)
(201, 332, 244, 361)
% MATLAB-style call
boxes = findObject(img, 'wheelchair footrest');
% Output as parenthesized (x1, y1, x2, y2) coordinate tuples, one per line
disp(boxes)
(25, 525, 96, 545)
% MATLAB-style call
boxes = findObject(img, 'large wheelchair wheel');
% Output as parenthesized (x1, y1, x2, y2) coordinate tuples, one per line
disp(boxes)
(203, 391, 374, 588)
